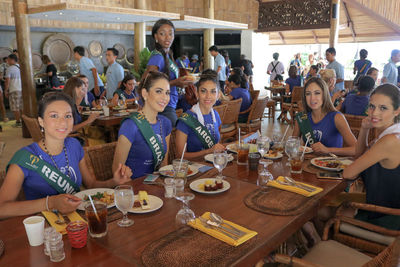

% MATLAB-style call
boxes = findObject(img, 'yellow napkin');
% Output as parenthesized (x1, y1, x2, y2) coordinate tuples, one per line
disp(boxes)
(188, 212, 257, 246)
(41, 211, 86, 235)
(268, 176, 323, 197)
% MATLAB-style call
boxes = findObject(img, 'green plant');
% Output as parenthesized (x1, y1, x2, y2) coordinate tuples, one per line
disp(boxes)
(131, 47, 151, 80)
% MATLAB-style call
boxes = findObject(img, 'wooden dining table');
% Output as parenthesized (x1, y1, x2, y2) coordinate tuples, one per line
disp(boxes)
(0, 153, 346, 266)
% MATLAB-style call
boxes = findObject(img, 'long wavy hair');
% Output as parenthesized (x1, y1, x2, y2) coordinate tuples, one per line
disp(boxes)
(302, 77, 336, 114)
(152, 19, 175, 78)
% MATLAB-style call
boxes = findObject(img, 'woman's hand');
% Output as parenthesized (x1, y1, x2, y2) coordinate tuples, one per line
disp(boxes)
(87, 113, 100, 124)
(361, 116, 373, 130)
(112, 163, 132, 185)
(311, 142, 330, 154)
(50, 194, 81, 214)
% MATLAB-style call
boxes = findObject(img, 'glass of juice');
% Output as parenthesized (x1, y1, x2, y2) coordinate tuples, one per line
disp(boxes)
(84, 201, 107, 238)
(237, 142, 249, 165)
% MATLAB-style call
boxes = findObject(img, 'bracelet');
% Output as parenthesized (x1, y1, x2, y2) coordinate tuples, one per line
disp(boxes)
(46, 195, 50, 211)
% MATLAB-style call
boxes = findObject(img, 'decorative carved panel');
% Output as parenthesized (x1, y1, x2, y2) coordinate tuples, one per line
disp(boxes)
(257, 0, 331, 32)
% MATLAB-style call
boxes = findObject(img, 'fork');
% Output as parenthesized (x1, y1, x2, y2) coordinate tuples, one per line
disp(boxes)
(276, 180, 315, 193)
(284, 176, 316, 192)
(198, 217, 239, 240)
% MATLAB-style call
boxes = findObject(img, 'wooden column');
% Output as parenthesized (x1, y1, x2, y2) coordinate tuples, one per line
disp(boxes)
(203, 0, 214, 70)
(329, 0, 340, 48)
(134, 0, 147, 73)
(12, 0, 36, 138)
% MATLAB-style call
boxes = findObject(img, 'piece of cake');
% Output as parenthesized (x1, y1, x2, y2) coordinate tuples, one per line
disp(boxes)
(139, 191, 150, 210)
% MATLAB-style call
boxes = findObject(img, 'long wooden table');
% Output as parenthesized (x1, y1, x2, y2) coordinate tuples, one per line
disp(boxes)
(0, 155, 346, 266)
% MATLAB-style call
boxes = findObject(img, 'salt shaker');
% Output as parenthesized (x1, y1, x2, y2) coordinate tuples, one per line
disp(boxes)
(43, 227, 56, 256)
(49, 231, 65, 262)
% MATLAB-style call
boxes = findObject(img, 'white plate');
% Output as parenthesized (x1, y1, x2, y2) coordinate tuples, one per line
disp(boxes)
(82, 110, 103, 116)
(300, 146, 313, 154)
(263, 152, 283, 159)
(128, 195, 163, 214)
(204, 153, 234, 163)
(159, 165, 199, 177)
(75, 188, 115, 211)
(226, 144, 237, 153)
(311, 157, 354, 172)
(190, 178, 230, 194)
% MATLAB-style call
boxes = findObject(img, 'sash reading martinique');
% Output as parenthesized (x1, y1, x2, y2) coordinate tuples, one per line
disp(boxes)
(126, 112, 165, 169)
(178, 112, 216, 149)
(295, 112, 316, 145)
(150, 50, 179, 79)
(7, 149, 80, 194)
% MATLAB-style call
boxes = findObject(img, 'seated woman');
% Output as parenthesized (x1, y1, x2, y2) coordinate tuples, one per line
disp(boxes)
(77, 74, 96, 109)
(224, 73, 252, 123)
(111, 74, 137, 107)
(343, 84, 400, 230)
(0, 92, 132, 219)
(341, 76, 375, 116)
(112, 71, 172, 179)
(63, 77, 99, 132)
(176, 72, 225, 159)
(292, 77, 356, 156)
(285, 65, 302, 94)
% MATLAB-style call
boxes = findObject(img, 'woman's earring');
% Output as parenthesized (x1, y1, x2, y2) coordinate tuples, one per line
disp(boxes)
(155, 39, 158, 43)
(40, 127, 44, 133)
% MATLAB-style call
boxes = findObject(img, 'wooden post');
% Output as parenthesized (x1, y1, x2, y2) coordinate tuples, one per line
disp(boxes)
(134, 0, 147, 73)
(329, 0, 340, 48)
(12, 0, 36, 138)
(203, 0, 214, 70)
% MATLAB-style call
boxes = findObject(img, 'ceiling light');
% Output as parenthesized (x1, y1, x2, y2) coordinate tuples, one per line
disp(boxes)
(116, 17, 120, 20)
(44, 14, 48, 17)
(59, 12, 63, 15)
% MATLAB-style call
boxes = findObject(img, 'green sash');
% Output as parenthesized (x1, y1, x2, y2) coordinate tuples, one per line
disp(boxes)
(178, 112, 216, 149)
(126, 112, 165, 169)
(7, 149, 80, 194)
(150, 50, 179, 79)
(295, 112, 316, 145)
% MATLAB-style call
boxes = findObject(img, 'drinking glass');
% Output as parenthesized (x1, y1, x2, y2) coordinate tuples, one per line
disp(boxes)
(257, 136, 271, 157)
(257, 159, 274, 189)
(173, 159, 189, 185)
(115, 185, 135, 227)
(85, 201, 107, 237)
(237, 142, 249, 165)
(175, 192, 196, 226)
(285, 139, 300, 166)
(272, 130, 282, 143)
(213, 149, 228, 180)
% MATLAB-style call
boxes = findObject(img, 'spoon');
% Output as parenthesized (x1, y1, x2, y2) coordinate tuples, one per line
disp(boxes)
(198, 217, 239, 240)
(209, 213, 247, 236)
(52, 210, 65, 225)
(282, 177, 316, 192)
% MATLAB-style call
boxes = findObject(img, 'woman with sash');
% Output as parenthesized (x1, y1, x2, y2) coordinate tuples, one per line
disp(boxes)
(176, 72, 225, 159)
(145, 19, 192, 126)
(0, 92, 132, 219)
(112, 71, 172, 179)
(111, 73, 137, 106)
(343, 84, 400, 230)
(292, 77, 356, 156)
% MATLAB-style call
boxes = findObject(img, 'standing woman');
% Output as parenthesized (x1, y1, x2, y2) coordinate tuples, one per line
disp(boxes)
(343, 84, 400, 230)
(292, 77, 356, 156)
(0, 92, 132, 219)
(112, 71, 172, 179)
(145, 19, 191, 126)
(112, 74, 137, 106)
(42, 55, 61, 88)
(176, 72, 225, 159)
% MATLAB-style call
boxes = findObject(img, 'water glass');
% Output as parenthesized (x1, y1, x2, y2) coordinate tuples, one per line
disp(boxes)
(213, 149, 228, 180)
(115, 185, 135, 227)
(257, 136, 271, 157)
(173, 159, 189, 185)
(285, 139, 300, 166)
(164, 178, 175, 198)
(248, 153, 261, 171)
(174, 179, 185, 195)
(175, 192, 196, 227)
(257, 159, 274, 189)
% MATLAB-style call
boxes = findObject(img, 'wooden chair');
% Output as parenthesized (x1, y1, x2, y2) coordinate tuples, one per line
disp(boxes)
(220, 98, 242, 143)
(238, 97, 268, 134)
(168, 128, 177, 164)
(344, 114, 377, 143)
(264, 99, 276, 120)
(0, 170, 25, 201)
(250, 90, 260, 101)
(83, 142, 116, 181)
(280, 86, 304, 124)
(213, 104, 227, 125)
(21, 114, 43, 142)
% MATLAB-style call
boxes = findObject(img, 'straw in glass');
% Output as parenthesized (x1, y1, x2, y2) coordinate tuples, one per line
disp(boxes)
(301, 136, 310, 159)
(281, 125, 290, 142)
(88, 195, 101, 222)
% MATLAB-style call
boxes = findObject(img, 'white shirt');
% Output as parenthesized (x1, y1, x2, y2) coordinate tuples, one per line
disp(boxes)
(267, 60, 284, 80)
(5, 64, 21, 93)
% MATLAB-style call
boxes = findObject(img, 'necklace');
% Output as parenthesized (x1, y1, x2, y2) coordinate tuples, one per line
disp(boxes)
(140, 111, 164, 152)
(42, 139, 71, 178)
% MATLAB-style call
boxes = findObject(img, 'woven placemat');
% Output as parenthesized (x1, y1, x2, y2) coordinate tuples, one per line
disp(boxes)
(142, 227, 257, 267)
(244, 187, 321, 216)
(0, 239, 4, 258)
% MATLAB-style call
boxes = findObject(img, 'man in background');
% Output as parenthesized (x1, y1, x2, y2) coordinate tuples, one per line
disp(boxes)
(326, 47, 345, 94)
(381, 49, 400, 86)
(267, 52, 285, 82)
(239, 54, 254, 84)
(4, 54, 22, 127)
(208, 45, 226, 93)
(105, 48, 124, 100)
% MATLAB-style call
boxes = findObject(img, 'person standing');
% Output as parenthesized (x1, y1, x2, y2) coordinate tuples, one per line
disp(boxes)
(382, 49, 400, 86)
(42, 55, 60, 88)
(4, 54, 22, 127)
(267, 52, 285, 82)
(290, 53, 302, 75)
(73, 46, 105, 100)
(176, 52, 189, 68)
(189, 54, 201, 73)
(105, 48, 124, 100)
(0, 57, 8, 122)
(208, 45, 226, 93)
(239, 54, 254, 84)
(325, 47, 345, 94)
(353, 49, 372, 83)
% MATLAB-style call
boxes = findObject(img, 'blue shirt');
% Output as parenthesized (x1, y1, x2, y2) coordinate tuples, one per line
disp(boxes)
(189, 61, 200, 73)
(307, 111, 343, 148)
(383, 59, 398, 86)
(342, 94, 369, 116)
(73, 105, 82, 125)
(231, 87, 252, 112)
(176, 58, 189, 68)
(118, 115, 172, 178)
(113, 89, 135, 100)
(285, 76, 302, 92)
(176, 110, 221, 153)
(214, 54, 227, 81)
(13, 138, 83, 200)
(354, 59, 372, 76)
(79, 56, 104, 91)
(177, 95, 192, 112)
(326, 60, 345, 93)
(80, 92, 95, 108)
(106, 61, 124, 99)
(147, 52, 178, 109)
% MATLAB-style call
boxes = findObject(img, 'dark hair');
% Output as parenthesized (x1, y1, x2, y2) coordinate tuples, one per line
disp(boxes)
(359, 49, 368, 59)
(12, 49, 18, 53)
(228, 73, 242, 86)
(366, 67, 378, 75)
(326, 47, 336, 56)
(208, 45, 218, 52)
(138, 71, 169, 104)
(2, 57, 6, 61)
(38, 92, 75, 120)
(370, 84, 400, 123)
(8, 54, 18, 62)
(231, 67, 247, 88)
(310, 65, 319, 72)
(197, 70, 218, 90)
(73, 46, 85, 57)
(63, 76, 84, 102)
(302, 77, 335, 114)
(288, 65, 298, 79)
(273, 52, 279, 60)
(152, 19, 175, 78)
(181, 52, 188, 57)
(76, 74, 87, 79)
(107, 48, 119, 57)
(358, 76, 375, 93)
(42, 55, 50, 64)
(119, 73, 136, 91)
(202, 68, 218, 77)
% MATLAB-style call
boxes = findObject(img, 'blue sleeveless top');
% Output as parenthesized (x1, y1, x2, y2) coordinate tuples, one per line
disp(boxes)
(307, 111, 343, 148)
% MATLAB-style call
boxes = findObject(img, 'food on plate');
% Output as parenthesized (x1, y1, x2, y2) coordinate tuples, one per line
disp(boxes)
(160, 168, 193, 177)
(133, 200, 141, 208)
(198, 179, 223, 191)
(84, 191, 114, 205)
(300, 146, 312, 153)
(314, 159, 350, 169)
(265, 150, 278, 158)
(139, 191, 150, 210)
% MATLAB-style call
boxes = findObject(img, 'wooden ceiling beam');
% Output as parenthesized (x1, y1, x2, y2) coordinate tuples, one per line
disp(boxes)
(278, 31, 286, 44)
(343, 0, 400, 35)
(312, 30, 319, 43)
(342, 1, 356, 41)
